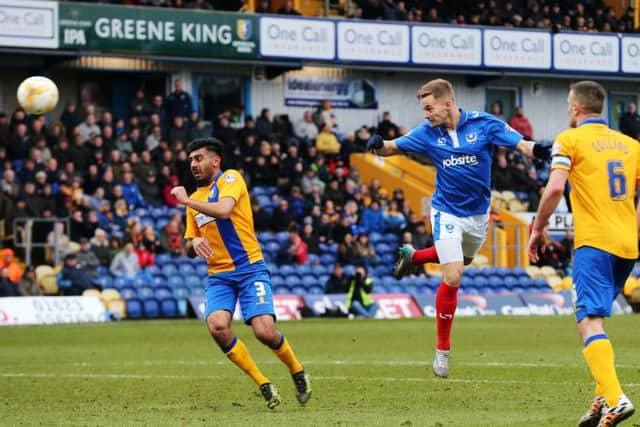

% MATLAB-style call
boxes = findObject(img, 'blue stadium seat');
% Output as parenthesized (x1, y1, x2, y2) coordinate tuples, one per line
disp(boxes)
(308, 285, 324, 295)
(151, 276, 166, 287)
(302, 275, 318, 288)
(503, 276, 519, 290)
(369, 232, 383, 243)
(126, 299, 143, 319)
(381, 253, 395, 264)
(275, 231, 290, 244)
(287, 275, 302, 287)
(534, 278, 550, 290)
(168, 275, 184, 287)
(143, 299, 160, 318)
(312, 264, 328, 275)
(464, 268, 479, 278)
(95, 266, 109, 277)
(460, 276, 475, 288)
(511, 267, 527, 278)
(160, 298, 179, 318)
(271, 275, 285, 288)
(196, 264, 208, 277)
(388, 284, 404, 293)
(155, 253, 173, 265)
(178, 264, 195, 275)
(279, 264, 295, 276)
(113, 276, 131, 288)
(120, 287, 137, 300)
(273, 286, 291, 295)
(137, 287, 154, 299)
(251, 186, 266, 197)
(343, 265, 356, 277)
(296, 264, 312, 275)
(188, 286, 205, 296)
(383, 233, 400, 244)
(155, 287, 172, 299)
(307, 254, 320, 264)
(318, 275, 330, 285)
(94, 276, 112, 289)
(488, 275, 503, 288)
(474, 276, 489, 288)
(172, 287, 190, 300)
(375, 243, 392, 255)
(320, 253, 337, 265)
(291, 286, 306, 296)
(186, 276, 201, 287)
(161, 264, 178, 277)
(519, 277, 535, 288)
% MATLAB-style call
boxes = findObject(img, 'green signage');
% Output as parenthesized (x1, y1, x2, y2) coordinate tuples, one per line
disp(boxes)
(59, 3, 257, 59)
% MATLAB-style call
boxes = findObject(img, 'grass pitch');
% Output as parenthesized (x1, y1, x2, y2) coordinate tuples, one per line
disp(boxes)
(1, 316, 639, 426)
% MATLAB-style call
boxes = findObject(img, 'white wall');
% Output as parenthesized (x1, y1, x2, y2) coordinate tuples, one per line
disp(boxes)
(251, 66, 640, 141)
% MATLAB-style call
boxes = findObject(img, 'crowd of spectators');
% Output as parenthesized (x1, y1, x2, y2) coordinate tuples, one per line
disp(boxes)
(0, 75, 574, 296)
(348, 1, 637, 34)
(65, 0, 638, 34)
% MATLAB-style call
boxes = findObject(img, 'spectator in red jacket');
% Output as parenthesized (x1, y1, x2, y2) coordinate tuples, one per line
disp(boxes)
(508, 106, 534, 139)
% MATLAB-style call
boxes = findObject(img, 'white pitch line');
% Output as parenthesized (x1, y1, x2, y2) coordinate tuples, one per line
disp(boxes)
(62, 360, 638, 369)
(2, 372, 640, 388)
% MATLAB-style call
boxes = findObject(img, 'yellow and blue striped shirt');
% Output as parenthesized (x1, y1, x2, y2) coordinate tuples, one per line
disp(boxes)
(184, 170, 264, 274)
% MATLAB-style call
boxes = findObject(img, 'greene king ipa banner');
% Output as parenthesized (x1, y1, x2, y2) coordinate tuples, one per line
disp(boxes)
(59, 2, 257, 59)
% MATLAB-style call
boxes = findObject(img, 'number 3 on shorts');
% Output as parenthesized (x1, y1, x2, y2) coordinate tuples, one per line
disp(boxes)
(254, 281, 266, 297)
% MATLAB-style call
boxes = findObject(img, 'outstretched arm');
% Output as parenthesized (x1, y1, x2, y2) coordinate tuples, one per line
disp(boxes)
(171, 186, 236, 220)
(516, 139, 551, 161)
(367, 134, 402, 157)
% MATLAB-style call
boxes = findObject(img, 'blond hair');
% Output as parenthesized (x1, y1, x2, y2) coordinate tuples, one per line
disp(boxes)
(569, 81, 605, 115)
(416, 79, 455, 101)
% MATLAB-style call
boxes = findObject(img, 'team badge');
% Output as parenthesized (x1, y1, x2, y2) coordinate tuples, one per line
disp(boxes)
(465, 132, 478, 143)
(445, 224, 454, 233)
(237, 20, 252, 41)
(224, 173, 237, 183)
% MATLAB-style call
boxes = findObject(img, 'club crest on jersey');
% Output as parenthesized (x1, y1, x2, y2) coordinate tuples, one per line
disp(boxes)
(224, 173, 237, 183)
(465, 132, 478, 143)
(437, 137, 447, 145)
(194, 212, 216, 228)
(445, 224, 454, 232)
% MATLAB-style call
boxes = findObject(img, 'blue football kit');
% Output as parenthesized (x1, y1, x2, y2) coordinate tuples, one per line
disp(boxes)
(395, 109, 523, 217)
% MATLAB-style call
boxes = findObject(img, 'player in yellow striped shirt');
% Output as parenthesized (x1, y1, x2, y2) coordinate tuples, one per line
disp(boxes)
(529, 81, 638, 427)
(171, 138, 311, 409)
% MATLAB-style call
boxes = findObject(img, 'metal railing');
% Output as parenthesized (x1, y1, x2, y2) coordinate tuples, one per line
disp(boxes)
(13, 217, 71, 267)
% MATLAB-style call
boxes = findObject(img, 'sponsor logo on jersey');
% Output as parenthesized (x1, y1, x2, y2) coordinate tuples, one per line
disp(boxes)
(442, 154, 478, 168)
(445, 224, 454, 233)
(504, 123, 516, 132)
(470, 111, 479, 118)
(194, 212, 216, 228)
(437, 137, 447, 146)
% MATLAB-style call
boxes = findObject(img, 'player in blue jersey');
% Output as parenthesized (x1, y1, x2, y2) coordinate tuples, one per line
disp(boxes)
(367, 79, 550, 377)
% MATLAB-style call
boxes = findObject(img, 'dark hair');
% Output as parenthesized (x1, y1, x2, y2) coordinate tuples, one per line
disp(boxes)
(187, 137, 224, 160)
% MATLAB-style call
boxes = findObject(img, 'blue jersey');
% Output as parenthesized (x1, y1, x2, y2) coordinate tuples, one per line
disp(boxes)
(395, 109, 522, 216)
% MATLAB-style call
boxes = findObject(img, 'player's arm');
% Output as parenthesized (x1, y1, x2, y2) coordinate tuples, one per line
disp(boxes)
(171, 186, 236, 220)
(516, 139, 551, 161)
(528, 168, 569, 262)
(366, 135, 402, 157)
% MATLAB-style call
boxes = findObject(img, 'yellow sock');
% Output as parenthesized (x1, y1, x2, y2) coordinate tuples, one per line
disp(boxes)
(272, 335, 303, 374)
(582, 335, 623, 408)
(224, 337, 270, 386)
(595, 383, 604, 398)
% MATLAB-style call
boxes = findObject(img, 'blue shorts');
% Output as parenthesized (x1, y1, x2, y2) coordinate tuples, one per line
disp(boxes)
(204, 261, 275, 324)
(573, 246, 635, 323)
